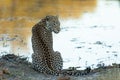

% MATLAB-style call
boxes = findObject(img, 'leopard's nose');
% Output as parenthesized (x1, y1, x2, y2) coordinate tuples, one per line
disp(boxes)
(54, 30, 59, 34)
(54, 29, 60, 34)
(54, 27, 60, 34)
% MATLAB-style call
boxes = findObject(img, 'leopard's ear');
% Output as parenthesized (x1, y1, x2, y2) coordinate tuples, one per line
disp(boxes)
(45, 15, 50, 21)
(56, 15, 59, 18)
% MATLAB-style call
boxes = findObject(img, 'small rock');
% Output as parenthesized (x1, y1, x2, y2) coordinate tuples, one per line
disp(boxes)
(94, 41, 103, 45)
(3, 68, 10, 74)
(76, 46, 82, 49)
(57, 76, 70, 80)
(0, 70, 3, 76)
(107, 45, 112, 48)
(88, 47, 92, 49)
(70, 38, 77, 42)
(112, 51, 117, 53)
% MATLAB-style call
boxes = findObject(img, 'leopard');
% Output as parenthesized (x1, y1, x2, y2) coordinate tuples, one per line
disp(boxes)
(31, 15, 63, 75)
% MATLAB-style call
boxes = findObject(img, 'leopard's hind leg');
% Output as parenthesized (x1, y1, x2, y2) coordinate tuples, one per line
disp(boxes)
(51, 51, 63, 72)
(32, 53, 58, 75)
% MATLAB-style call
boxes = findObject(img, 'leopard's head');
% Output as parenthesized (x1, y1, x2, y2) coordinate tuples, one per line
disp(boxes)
(45, 15, 60, 34)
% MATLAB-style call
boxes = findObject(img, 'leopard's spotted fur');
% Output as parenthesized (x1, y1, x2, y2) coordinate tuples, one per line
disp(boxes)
(31, 15, 63, 75)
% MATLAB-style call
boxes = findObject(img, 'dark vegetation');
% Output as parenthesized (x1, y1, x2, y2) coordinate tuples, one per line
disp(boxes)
(0, 54, 120, 80)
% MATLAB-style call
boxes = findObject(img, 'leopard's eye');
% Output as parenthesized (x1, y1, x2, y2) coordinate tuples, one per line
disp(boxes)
(46, 16, 50, 21)
(46, 18, 49, 21)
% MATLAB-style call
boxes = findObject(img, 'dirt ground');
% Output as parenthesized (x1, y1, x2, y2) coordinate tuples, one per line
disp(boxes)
(0, 54, 120, 80)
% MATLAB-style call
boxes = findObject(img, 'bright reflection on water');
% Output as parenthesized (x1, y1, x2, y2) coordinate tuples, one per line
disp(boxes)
(0, 0, 120, 69)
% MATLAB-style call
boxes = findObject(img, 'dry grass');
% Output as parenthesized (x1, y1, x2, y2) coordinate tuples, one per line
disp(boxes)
(84, 68, 120, 80)
(95, 68, 120, 80)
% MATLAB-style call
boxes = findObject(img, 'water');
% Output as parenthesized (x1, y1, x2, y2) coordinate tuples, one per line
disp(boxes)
(57, 0, 120, 69)
(0, 0, 120, 70)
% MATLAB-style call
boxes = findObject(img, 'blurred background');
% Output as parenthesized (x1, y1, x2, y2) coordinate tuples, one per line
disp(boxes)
(0, 0, 120, 69)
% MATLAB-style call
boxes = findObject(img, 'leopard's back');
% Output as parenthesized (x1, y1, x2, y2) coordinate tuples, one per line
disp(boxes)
(31, 15, 63, 75)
